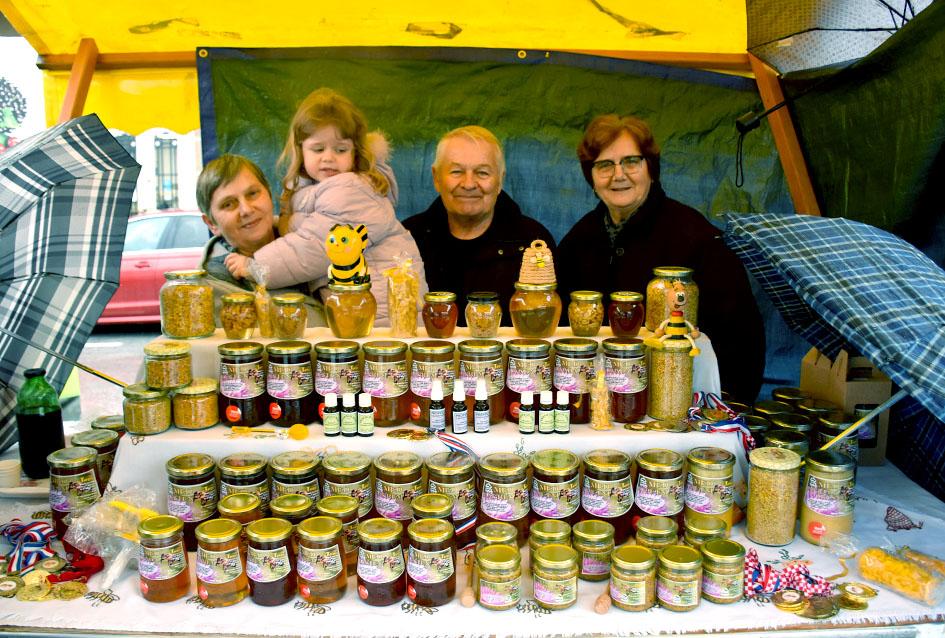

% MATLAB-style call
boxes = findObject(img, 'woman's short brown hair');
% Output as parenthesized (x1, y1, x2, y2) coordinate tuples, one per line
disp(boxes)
(576, 114, 661, 187)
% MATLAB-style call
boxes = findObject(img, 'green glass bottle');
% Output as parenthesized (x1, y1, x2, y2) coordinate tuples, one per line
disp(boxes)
(15, 368, 65, 479)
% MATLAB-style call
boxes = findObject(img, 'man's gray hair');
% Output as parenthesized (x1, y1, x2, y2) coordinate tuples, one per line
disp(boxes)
(196, 154, 271, 223)
(432, 125, 505, 179)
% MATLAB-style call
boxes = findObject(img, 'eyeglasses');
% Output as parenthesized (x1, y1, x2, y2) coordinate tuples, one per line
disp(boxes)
(592, 155, 645, 177)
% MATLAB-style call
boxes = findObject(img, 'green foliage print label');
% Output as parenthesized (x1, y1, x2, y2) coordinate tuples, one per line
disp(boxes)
(298, 544, 343, 582)
(581, 549, 613, 576)
(358, 546, 405, 584)
(323, 476, 373, 519)
(246, 546, 291, 583)
(363, 360, 408, 398)
(684, 472, 733, 515)
(428, 477, 477, 520)
(459, 357, 504, 396)
(533, 574, 577, 606)
(479, 576, 521, 607)
(196, 546, 242, 584)
(582, 475, 633, 518)
(167, 477, 217, 522)
(407, 546, 454, 584)
(139, 541, 186, 581)
(610, 574, 648, 606)
(702, 568, 743, 600)
(531, 476, 580, 519)
(341, 519, 359, 553)
(657, 575, 699, 607)
(50, 469, 101, 513)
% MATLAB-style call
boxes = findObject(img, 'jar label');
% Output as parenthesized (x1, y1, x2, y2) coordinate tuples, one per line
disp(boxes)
(533, 574, 577, 606)
(298, 544, 343, 581)
(267, 361, 314, 399)
(363, 360, 408, 398)
(246, 546, 291, 583)
(582, 475, 633, 518)
(358, 411, 374, 435)
(139, 541, 186, 581)
(271, 478, 320, 504)
(407, 546, 454, 584)
(167, 477, 217, 522)
(429, 477, 477, 521)
(323, 476, 373, 519)
(315, 360, 361, 396)
(98, 451, 116, 481)
(604, 354, 647, 394)
(657, 574, 700, 607)
(358, 546, 404, 583)
(610, 574, 649, 606)
(531, 476, 580, 518)
(538, 409, 555, 434)
(480, 479, 529, 521)
(221, 478, 270, 507)
(375, 477, 423, 520)
(341, 519, 360, 553)
(49, 468, 101, 513)
(636, 475, 684, 516)
(554, 355, 596, 394)
(479, 576, 521, 607)
(410, 359, 455, 398)
(702, 568, 743, 600)
(341, 412, 357, 435)
(581, 549, 613, 576)
(459, 358, 503, 396)
(219, 360, 266, 399)
(804, 474, 855, 517)
(196, 546, 242, 584)
(817, 432, 859, 461)
(684, 472, 734, 515)
(506, 356, 552, 393)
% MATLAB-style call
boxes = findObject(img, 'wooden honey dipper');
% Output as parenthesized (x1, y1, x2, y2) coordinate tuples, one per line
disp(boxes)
(460, 549, 476, 607)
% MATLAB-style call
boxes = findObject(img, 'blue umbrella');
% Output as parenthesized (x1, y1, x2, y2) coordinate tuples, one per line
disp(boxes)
(0, 114, 139, 452)
(723, 213, 942, 422)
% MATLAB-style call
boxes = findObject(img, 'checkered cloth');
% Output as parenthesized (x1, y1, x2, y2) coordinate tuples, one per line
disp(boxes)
(0, 114, 140, 452)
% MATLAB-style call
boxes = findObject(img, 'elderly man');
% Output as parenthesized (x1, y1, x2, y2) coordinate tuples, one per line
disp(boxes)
(197, 154, 326, 326)
(403, 126, 556, 325)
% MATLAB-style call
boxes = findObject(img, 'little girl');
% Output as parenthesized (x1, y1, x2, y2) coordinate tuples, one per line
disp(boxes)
(225, 88, 427, 326)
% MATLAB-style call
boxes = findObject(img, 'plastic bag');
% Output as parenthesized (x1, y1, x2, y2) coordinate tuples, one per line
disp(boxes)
(857, 546, 945, 606)
(589, 354, 612, 430)
(899, 546, 945, 577)
(383, 252, 420, 337)
(249, 261, 273, 337)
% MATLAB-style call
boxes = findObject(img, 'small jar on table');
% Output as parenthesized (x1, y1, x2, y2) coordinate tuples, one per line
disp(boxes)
(602, 338, 647, 423)
(220, 292, 257, 339)
(684, 447, 735, 535)
(166, 452, 218, 551)
(138, 515, 190, 603)
(324, 283, 376, 338)
(122, 383, 171, 435)
(70, 429, 118, 487)
(270, 293, 307, 339)
(246, 518, 297, 606)
(528, 519, 571, 572)
(362, 341, 410, 427)
(478, 453, 530, 546)
(530, 449, 580, 527)
(476, 544, 521, 610)
(746, 447, 801, 546)
(610, 545, 656, 611)
(608, 291, 644, 337)
(217, 342, 267, 429)
(316, 495, 360, 576)
(509, 282, 562, 338)
(656, 545, 702, 612)
(195, 518, 248, 607)
(172, 378, 219, 430)
(532, 544, 579, 610)
(160, 269, 214, 339)
(405, 518, 456, 607)
(374, 451, 424, 535)
(553, 338, 597, 425)
(421, 292, 459, 338)
(567, 290, 604, 337)
(799, 449, 856, 545)
(629, 449, 685, 529)
(572, 519, 615, 581)
(580, 449, 634, 545)
(47, 447, 101, 539)
(700, 539, 745, 604)
(409, 341, 455, 427)
(357, 517, 406, 606)
(297, 516, 347, 604)
(635, 515, 678, 551)
(465, 292, 502, 337)
(144, 341, 192, 389)
(457, 340, 505, 426)
(265, 340, 316, 427)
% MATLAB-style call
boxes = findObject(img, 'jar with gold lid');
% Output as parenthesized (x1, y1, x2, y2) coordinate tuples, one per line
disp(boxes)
(504, 339, 552, 422)
(767, 429, 810, 516)
(799, 449, 855, 545)
(771, 387, 811, 409)
(647, 338, 693, 420)
(700, 539, 745, 604)
(314, 341, 361, 416)
(657, 545, 702, 611)
(532, 544, 579, 610)
(218, 493, 261, 561)
(219, 452, 270, 516)
(357, 517, 406, 606)
(195, 518, 248, 607)
(629, 449, 685, 528)
(465, 292, 502, 338)
(409, 340, 455, 427)
(269, 451, 320, 504)
(160, 269, 215, 339)
(122, 383, 171, 435)
(270, 493, 313, 530)
(47, 446, 101, 539)
(322, 451, 374, 520)
(297, 516, 347, 604)
(796, 397, 839, 419)
(91, 414, 125, 438)
(138, 515, 190, 602)
(265, 340, 315, 427)
(217, 341, 266, 429)
(528, 519, 571, 571)
(246, 518, 297, 605)
(770, 412, 814, 446)
(457, 340, 505, 425)
(752, 400, 793, 419)
(477, 544, 522, 610)
(325, 283, 376, 338)
(572, 519, 615, 581)
(316, 495, 360, 576)
(684, 447, 735, 534)
(144, 341, 192, 389)
(412, 493, 454, 521)
(635, 515, 678, 550)
(476, 521, 518, 553)
(70, 429, 118, 486)
(426, 452, 477, 549)
(374, 451, 423, 534)
(479, 453, 530, 545)
(602, 338, 647, 423)
(166, 452, 217, 551)
(509, 282, 562, 338)
(362, 340, 410, 427)
(645, 267, 698, 332)
(172, 378, 219, 430)
(530, 449, 581, 526)
(270, 292, 307, 339)
(683, 514, 727, 551)
(406, 518, 456, 607)
(567, 290, 604, 337)
(553, 338, 597, 424)
(610, 545, 657, 611)
(608, 291, 644, 337)
(746, 447, 801, 546)
(581, 449, 634, 545)
(422, 292, 459, 338)
(220, 292, 257, 339)
(816, 411, 859, 464)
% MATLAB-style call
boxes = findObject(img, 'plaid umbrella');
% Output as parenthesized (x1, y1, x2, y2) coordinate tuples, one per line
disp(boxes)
(0, 114, 139, 452)
(723, 212, 945, 422)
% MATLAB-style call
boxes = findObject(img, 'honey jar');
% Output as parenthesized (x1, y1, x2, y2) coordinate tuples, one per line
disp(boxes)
(138, 515, 190, 603)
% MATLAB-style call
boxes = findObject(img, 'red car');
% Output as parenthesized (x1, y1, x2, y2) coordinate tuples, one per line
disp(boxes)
(98, 211, 211, 324)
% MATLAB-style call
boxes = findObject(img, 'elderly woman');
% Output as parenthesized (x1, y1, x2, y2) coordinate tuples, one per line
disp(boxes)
(557, 115, 765, 403)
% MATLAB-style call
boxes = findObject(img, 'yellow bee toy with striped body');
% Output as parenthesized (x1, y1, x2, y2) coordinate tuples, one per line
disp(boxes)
(326, 223, 370, 285)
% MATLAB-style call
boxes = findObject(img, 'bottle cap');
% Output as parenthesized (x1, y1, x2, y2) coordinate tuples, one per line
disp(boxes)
(452, 385, 465, 402)
(540, 390, 553, 404)
(557, 390, 569, 404)
(475, 378, 487, 401)
(325, 393, 338, 407)
(358, 393, 372, 408)
(342, 393, 355, 407)
(431, 379, 444, 402)
(521, 391, 534, 405)
(24, 368, 46, 379)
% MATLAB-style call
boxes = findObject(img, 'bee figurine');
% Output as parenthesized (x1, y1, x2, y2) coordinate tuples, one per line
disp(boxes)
(326, 223, 370, 285)
(651, 281, 701, 355)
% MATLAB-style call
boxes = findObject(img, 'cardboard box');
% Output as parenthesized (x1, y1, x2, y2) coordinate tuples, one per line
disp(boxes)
(799, 348, 892, 465)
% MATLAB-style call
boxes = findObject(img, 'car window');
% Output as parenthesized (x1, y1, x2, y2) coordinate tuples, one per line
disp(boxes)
(165, 215, 211, 249)
(123, 216, 171, 252)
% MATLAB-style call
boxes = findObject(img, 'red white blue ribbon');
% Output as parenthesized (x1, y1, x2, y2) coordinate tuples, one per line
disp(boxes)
(744, 548, 833, 598)
(0, 519, 56, 574)
(687, 392, 756, 461)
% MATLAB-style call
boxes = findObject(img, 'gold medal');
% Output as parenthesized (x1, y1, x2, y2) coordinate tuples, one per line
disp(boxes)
(838, 582, 877, 602)
(625, 422, 647, 431)
(835, 594, 868, 611)
(796, 595, 839, 619)
(0, 576, 24, 598)
(36, 556, 66, 573)
(16, 581, 51, 601)
(22, 569, 51, 586)
(53, 581, 88, 601)
(772, 588, 808, 611)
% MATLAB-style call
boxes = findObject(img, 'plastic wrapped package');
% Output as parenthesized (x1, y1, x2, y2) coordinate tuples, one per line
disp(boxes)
(383, 253, 420, 336)
(858, 547, 945, 606)
(900, 547, 945, 577)
(589, 358, 612, 431)
(249, 261, 273, 337)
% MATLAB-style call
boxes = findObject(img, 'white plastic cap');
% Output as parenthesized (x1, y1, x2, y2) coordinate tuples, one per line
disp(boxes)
(342, 393, 356, 407)
(431, 379, 444, 401)
(453, 384, 465, 402)
(358, 393, 372, 408)
(540, 390, 553, 404)
(557, 390, 569, 404)
(325, 393, 338, 407)
(521, 391, 534, 405)
(475, 378, 487, 401)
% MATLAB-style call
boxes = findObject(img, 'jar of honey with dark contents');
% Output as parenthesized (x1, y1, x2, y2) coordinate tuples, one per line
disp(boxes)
(297, 516, 348, 604)
(245, 518, 297, 606)
(357, 517, 406, 606)
(406, 518, 456, 607)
